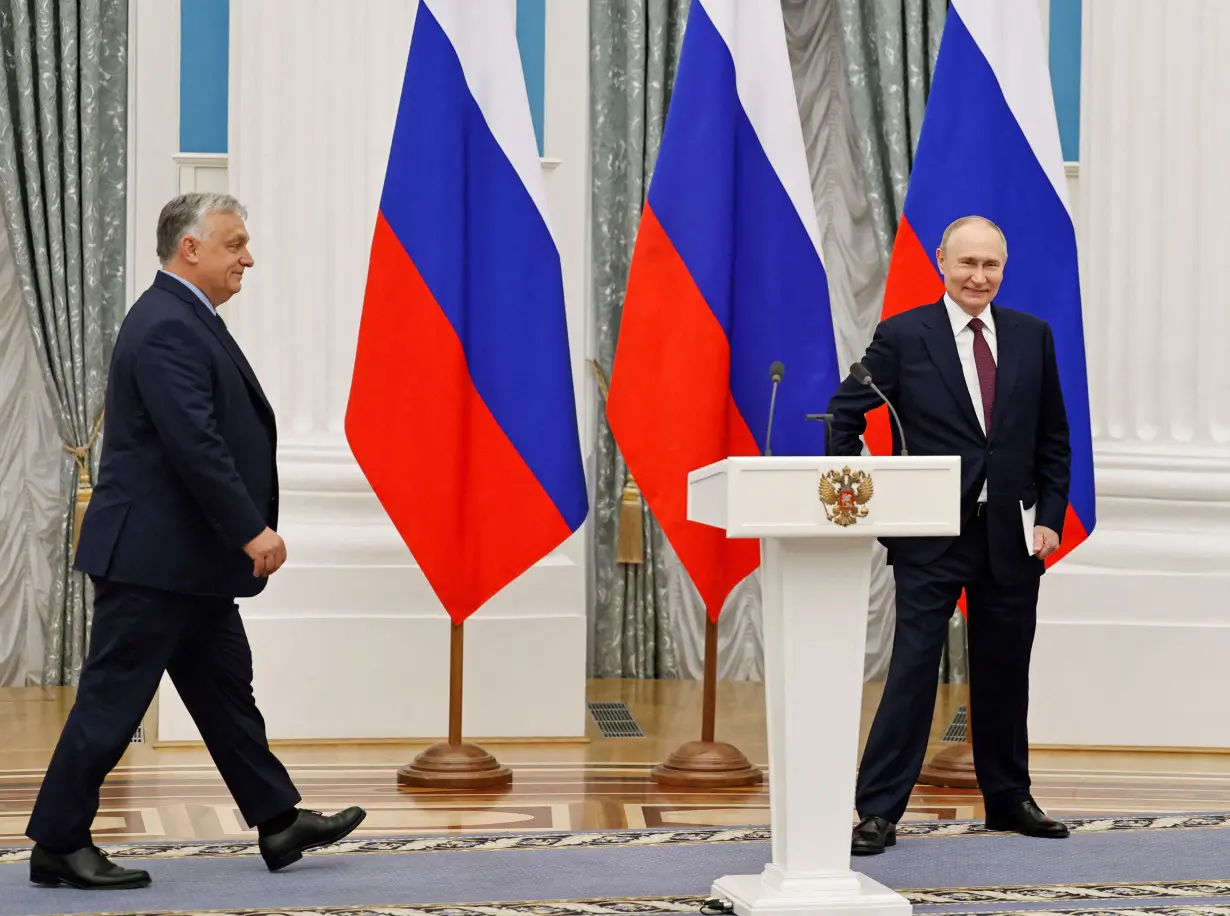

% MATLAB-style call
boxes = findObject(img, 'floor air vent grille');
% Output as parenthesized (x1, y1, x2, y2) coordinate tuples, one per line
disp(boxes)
(588, 701, 645, 738)
(940, 705, 968, 743)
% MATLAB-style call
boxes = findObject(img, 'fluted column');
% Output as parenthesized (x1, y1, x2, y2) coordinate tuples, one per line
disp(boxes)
(157, 0, 591, 742)
(1080, 0, 1230, 459)
(1030, 0, 1230, 749)
(226, 1, 416, 442)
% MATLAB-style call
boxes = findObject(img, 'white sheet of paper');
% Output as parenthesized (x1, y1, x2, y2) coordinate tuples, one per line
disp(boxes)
(1021, 500, 1037, 555)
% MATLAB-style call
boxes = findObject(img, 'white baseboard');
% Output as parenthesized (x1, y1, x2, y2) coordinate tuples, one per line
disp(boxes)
(155, 612, 587, 742)
(155, 438, 589, 743)
(1029, 444, 1230, 749)
(174, 153, 229, 195)
(1032, 567, 1230, 748)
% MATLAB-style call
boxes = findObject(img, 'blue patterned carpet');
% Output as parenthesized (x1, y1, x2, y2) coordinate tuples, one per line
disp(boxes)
(4, 814, 1230, 916)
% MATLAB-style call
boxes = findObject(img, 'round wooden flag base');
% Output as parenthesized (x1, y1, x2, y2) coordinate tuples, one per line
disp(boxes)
(917, 741, 978, 788)
(397, 742, 513, 789)
(651, 740, 764, 788)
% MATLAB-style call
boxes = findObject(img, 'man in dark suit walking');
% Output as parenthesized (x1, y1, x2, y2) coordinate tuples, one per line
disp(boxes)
(25, 193, 366, 889)
(826, 216, 1072, 855)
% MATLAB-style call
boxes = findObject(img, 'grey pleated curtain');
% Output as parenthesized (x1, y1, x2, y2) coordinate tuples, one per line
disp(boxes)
(588, 0, 691, 678)
(0, 0, 129, 685)
(590, 0, 960, 683)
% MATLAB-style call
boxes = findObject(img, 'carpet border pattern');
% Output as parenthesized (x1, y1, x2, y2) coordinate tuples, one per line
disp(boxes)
(0, 827, 773, 864)
(910, 880, 1230, 906)
(8, 897, 714, 916)
(950, 910, 1230, 916)
(16, 896, 1230, 916)
(896, 813, 1230, 840)
(4, 813, 1230, 864)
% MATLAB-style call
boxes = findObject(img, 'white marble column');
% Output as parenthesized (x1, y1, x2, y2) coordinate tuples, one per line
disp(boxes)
(157, 0, 593, 741)
(1030, 0, 1230, 748)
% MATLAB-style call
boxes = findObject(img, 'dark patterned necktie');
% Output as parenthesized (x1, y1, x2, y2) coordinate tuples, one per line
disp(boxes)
(967, 317, 996, 431)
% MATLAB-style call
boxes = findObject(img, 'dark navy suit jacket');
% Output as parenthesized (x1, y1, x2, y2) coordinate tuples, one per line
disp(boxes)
(825, 298, 1071, 585)
(74, 271, 278, 598)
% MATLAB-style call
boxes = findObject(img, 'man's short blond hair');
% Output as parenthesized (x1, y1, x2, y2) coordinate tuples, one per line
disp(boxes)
(939, 215, 1007, 257)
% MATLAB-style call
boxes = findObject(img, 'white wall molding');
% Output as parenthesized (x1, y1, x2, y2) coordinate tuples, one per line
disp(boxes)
(168, 154, 565, 198)
(1094, 445, 1230, 499)
(174, 153, 229, 194)
(126, 0, 181, 303)
(156, 0, 591, 743)
(125, 0, 177, 736)
(540, 0, 597, 674)
(541, 0, 597, 671)
(1030, 0, 1230, 750)
(1063, 162, 1080, 235)
(542, 0, 594, 484)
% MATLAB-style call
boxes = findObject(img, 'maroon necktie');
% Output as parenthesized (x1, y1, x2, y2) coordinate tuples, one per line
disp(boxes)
(968, 317, 996, 431)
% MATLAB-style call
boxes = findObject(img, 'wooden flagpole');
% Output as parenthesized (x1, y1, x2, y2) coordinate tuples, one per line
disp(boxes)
(651, 615, 762, 787)
(918, 684, 978, 788)
(397, 621, 512, 789)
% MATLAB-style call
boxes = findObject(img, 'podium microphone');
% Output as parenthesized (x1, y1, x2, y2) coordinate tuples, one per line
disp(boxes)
(851, 361, 908, 456)
(765, 361, 785, 457)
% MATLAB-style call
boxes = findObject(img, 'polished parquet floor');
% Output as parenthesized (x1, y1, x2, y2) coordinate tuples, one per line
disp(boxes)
(1, 678, 1227, 845)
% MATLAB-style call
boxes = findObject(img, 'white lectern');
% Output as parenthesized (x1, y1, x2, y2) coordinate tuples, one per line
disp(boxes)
(688, 455, 962, 916)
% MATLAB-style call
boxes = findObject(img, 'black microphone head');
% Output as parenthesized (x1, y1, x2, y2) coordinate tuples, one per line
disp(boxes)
(850, 362, 872, 385)
(769, 361, 785, 383)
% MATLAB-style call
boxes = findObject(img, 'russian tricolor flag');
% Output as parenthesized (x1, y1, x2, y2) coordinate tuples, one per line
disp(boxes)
(868, 0, 1095, 563)
(607, 0, 839, 619)
(345, 0, 588, 623)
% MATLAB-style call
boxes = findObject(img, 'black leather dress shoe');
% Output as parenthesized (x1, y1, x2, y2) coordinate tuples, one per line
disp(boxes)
(985, 799, 1070, 838)
(29, 844, 151, 889)
(259, 806, 367, 871)
(851, 815, 896, 855)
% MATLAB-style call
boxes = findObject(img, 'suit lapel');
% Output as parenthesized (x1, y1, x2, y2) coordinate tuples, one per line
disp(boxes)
(920, 300, 985, 439)
(155, 273, 275, 422)
(988, 304, 1019, 442)
(200, 308, 275, 422)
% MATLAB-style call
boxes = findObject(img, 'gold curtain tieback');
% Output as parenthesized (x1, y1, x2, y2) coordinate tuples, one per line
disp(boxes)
(589, 359, 644, 565)
(62, 408, 105, 556)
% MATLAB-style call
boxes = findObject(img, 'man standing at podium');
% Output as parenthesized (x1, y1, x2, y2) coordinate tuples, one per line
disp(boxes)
(826, 216, 1072, 855)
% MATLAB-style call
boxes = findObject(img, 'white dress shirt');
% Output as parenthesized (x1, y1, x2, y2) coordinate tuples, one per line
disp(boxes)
(944, 294, 997, 502)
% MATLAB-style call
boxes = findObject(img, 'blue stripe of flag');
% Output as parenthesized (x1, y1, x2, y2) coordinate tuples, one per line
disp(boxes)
(903, 8, 1094, 529)
(645, 1, 838, 457)
(377, 3, 587, 531)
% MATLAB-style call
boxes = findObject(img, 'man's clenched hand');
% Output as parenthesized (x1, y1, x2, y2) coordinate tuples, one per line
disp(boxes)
(243, 527, 286, 577)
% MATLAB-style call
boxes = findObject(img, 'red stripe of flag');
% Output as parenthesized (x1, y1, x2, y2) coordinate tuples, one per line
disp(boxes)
(606, 206, 761, 620)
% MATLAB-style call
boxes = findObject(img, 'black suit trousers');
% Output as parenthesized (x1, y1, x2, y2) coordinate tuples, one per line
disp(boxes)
(26, 578, 301, 849)
(855, 510, 1040, 824)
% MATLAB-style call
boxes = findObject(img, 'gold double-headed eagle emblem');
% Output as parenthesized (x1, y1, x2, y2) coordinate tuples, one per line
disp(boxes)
(818, 466, 874, 526)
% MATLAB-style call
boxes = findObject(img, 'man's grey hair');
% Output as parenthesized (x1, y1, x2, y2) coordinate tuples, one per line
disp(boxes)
(156, 192, 248, 264)
(939, 215, 1007, 257)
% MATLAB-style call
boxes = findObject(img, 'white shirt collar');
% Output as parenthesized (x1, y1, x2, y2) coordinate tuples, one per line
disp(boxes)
(160, 268, 217, 316)
(944, 292, 994, 337)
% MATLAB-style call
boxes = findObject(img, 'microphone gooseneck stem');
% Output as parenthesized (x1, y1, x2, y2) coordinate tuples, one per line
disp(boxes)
(868, 380, 908, 456)
(765, 379, 780, 457)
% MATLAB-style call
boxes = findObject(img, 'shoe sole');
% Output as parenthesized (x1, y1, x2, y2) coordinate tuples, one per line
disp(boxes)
(30, 868, 151, 890)
(263, 810, 368, 872)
